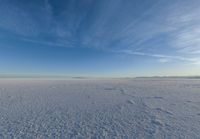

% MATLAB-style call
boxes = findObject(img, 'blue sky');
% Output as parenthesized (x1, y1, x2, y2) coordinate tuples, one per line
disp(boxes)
(0, 0, 200, 77)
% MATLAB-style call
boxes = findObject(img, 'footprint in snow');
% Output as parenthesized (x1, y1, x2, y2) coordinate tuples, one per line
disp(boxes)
(116, 105, 124, 112)
(104, 88, 115, 91)
(126, 99, 135, 105)
(153, 96, 164, 99)
(155, 108, 173, 116)
(119, 88, 126, 94)
(86, 95, 91, 99)
(152, 119, 163, 126)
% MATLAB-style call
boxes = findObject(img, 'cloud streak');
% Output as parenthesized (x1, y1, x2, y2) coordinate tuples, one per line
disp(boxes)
(117, 50, 200, 65)
(0, 0, 200, 66)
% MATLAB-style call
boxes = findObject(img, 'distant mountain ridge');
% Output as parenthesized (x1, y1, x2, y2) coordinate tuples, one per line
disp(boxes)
(135, 76, 200, 79)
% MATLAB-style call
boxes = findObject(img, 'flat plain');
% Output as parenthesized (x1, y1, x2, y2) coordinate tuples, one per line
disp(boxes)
(0, 78, 200, 138)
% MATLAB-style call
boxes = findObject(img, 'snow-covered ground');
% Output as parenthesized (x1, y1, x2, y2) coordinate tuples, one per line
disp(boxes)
(0, 78, 200, 138)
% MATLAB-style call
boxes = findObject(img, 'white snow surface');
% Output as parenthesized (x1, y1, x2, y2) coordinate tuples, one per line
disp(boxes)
(0, 78, 200, 138)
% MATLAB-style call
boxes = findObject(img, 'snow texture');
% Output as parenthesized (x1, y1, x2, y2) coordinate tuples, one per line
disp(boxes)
(0, 78, 200, 138)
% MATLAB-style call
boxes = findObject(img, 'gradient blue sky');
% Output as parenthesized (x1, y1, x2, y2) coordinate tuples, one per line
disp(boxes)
(0, 0, 200, 77)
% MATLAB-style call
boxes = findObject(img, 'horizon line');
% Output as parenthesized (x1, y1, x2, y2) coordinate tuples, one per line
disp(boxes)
(0, 74, 200, 79)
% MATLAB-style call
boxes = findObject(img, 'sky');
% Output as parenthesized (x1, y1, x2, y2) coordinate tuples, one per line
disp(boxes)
(0, 0, 200, 77)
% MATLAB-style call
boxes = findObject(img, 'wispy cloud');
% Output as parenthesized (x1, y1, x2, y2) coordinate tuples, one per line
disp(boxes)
(117, 49, 200, 65)
(0, 0, 200, 66)
(21, 38, 69, 47)
(0, 0, 39, 36)
(165, 1, 200, 55)
(157, 59, 171, 63)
